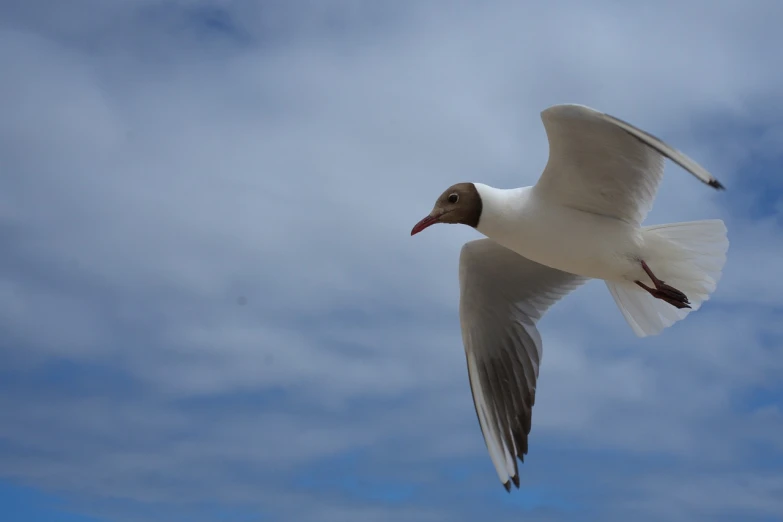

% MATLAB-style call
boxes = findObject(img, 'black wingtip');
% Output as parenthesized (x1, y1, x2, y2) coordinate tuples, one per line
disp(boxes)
(708, 179, 725, 190)
(503, 481, 511, 493)
(511, 474, 520, 488)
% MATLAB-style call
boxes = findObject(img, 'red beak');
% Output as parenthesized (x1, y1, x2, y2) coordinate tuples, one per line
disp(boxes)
(411, 214, 440, 236)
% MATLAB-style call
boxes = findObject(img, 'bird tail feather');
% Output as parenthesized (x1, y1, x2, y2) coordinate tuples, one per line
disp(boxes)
(605, 219, 729, 337)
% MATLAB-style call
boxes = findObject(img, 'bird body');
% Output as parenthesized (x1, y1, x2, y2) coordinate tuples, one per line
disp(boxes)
(472, 183, 644, 281)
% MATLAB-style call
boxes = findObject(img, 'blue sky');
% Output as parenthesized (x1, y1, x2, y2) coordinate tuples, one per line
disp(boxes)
(1, 1, 783, 521)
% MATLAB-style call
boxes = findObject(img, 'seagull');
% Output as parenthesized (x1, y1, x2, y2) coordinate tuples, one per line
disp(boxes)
(410, 104, 728, 492)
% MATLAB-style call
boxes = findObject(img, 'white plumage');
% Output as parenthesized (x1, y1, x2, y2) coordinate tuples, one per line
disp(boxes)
(412, 104, 729, 491)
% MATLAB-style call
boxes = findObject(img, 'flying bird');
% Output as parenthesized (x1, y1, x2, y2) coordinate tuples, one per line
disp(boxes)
(410, 104, 728, 492)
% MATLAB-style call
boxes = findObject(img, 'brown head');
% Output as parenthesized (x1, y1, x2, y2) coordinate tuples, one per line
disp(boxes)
(410, 182, 483, 236)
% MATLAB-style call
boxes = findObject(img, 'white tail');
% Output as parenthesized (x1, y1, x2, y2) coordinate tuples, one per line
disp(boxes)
(606, 219, 729, 337)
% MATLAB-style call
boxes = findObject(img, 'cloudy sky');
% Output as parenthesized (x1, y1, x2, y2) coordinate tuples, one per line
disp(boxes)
(2, 1, 783, 521)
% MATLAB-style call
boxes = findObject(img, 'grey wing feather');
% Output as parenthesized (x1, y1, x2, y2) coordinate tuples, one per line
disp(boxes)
(459, 239, 587, 490)
(535, 104, 723, 225)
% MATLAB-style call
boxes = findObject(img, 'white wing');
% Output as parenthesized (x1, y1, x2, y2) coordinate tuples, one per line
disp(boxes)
(534, 104, 724, 225)
(459, 239, 588, 491)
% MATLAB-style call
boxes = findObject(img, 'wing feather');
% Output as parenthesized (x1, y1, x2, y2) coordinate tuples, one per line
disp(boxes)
(535, 104, 724, 225)
(458, 239, 587, 490)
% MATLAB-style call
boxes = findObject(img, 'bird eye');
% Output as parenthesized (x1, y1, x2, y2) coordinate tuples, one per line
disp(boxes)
(448, 193, 459, 204)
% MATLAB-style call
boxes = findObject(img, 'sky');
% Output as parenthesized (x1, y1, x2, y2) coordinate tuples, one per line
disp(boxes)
(1, 0, 783, 521)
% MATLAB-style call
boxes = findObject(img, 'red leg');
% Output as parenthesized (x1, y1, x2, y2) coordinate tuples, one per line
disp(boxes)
(635, 261, 691, 309)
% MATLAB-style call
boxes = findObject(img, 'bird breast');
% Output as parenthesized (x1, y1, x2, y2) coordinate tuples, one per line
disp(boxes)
(475, 191, 642, 281)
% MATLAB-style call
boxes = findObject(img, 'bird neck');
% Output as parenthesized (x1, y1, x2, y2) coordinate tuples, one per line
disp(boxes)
(472, 183, 533, 238)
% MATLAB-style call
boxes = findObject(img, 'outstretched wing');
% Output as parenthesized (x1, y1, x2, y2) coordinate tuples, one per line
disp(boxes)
(535, 104, 723, 225)
(458, 239, 588, 491)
